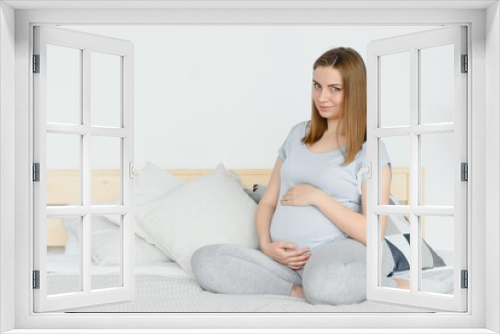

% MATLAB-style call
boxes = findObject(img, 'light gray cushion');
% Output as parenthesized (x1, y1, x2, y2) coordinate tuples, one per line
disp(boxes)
(135, 164, 259, 276)
(134, 161, 184, 206)
(62, 215, 171, 264)
(108, 161, 185, 245)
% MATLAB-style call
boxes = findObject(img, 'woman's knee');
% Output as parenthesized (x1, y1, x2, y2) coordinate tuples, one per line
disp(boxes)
(190, 244, 237, 291)
(303, 260, 366, 305)
(302, 240, 367, 305)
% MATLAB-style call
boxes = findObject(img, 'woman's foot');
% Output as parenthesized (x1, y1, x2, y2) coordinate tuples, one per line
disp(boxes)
(393, 278, 410, 290)
(291, 284, 305, 299)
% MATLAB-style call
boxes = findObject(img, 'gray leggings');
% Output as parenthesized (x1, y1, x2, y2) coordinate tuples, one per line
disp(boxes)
(191, 238, 396, 305)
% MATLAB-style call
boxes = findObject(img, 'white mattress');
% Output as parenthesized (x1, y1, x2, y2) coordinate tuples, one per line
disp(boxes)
(46, 252, 454, 313)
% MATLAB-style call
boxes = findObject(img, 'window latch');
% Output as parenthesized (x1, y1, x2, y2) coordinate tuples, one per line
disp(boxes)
(129, 162, 145, 195)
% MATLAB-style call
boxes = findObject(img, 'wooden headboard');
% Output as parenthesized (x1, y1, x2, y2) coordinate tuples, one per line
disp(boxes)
(47, 169, 273, 205)
(46, 167, 411, 247)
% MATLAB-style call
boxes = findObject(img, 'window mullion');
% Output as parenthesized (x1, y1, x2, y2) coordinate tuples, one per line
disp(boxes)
(82, 47, 90, 208)
(409, 47, 420, 294)
(81, 47, 91, 294)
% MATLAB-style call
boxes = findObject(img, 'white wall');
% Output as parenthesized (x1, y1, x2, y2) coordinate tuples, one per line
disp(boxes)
(56, 25, 437, 170)
(0, 2, 16, 333)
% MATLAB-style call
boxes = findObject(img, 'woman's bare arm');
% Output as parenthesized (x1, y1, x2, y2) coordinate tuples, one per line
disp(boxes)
(255, 158, 282, 247)
(256, 158, 311, 269)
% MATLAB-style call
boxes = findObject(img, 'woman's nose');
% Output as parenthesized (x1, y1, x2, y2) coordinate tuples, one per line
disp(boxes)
(319, 89, 330, 101)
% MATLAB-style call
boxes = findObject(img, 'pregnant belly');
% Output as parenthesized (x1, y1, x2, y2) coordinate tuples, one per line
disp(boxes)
(269, 205, 346, 251)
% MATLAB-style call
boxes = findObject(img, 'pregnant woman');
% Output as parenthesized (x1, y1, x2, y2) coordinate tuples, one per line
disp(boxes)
(191, 47, 403, 305)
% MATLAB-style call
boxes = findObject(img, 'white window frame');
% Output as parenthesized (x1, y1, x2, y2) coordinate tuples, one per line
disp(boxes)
(1, 2, 498, 333)
(32, 25, 136, 312)
(366, 26, 468, 312)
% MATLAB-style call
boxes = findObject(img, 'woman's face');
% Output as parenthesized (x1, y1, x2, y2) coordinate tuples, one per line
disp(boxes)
(312, 66, 344, 120)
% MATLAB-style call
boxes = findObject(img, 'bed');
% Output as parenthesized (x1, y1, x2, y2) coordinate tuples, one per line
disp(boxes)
(45, 162, 454, 313)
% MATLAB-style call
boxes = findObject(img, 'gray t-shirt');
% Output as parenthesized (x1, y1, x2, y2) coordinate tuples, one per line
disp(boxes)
(269, 121, 390, 252)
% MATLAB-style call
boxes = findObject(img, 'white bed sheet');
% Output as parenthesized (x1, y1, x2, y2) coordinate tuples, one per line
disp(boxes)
(45, 251, 454, 313)
(47, 253, 188, 277)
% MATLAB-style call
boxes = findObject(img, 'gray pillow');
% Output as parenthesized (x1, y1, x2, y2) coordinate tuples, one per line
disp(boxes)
(385, 233, 446, 276)
(375, 197, 446, 275)
(244, 184, 266, 204)
(245, 184, 266, 203)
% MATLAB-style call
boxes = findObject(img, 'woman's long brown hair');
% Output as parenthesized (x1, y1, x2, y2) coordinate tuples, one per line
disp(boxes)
(303, 47, 366, 165)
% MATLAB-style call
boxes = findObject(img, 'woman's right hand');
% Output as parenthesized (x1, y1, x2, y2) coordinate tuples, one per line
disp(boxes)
(260, 242, 311, 270)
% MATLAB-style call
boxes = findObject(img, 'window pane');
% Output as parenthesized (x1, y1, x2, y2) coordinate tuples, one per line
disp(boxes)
(46, 133, 81, 206)
(420, 44, 454, 125)
(91, 52, 121, 128)
(91, 136, 121, 205)
(46, 44, 82, 125)
(381, 215, 410, 291)
(420, 216, 454, 295)
(420, 133, 454, 206)
(47, 216, 82, 295)
(380, 51, 410, 128)
(91, 215, 122, 290)
(380, 137, 411, 206)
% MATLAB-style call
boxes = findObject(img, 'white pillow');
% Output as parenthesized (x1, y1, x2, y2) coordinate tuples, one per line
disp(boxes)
(135, 161, 184, 206)
(62, 215, 172, 264)
(108, 161, 184, 243)
(135, 164, 258, 276)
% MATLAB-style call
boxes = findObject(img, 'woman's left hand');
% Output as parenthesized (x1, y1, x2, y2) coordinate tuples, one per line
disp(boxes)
(281, 183, 322, 207)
